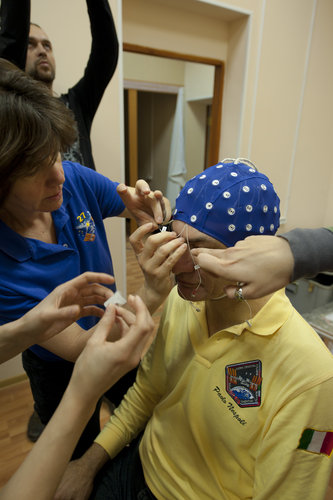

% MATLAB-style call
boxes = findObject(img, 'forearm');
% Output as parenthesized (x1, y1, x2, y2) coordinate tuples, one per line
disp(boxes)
(281, 227, 333, 281)
(87, 0, 119, 61)
(136, 282, 168, 315)
(0, 318, 33, 363)
(39, 323, 93, 362)
(0, 388, 101, 500)
(74, 0, 118, 105)
(0, 316, 85, 365)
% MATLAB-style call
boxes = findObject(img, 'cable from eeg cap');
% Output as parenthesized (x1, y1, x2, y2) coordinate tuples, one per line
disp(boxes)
(182, 225, 202, 298)
(174, 223, 202, 304)
(220, 157, 258, 171)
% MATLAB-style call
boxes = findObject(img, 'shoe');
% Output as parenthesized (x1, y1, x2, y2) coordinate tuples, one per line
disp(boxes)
(27, 410, 45, 442)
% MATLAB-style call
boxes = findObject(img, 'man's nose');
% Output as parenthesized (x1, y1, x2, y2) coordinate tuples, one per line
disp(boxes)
(172, 248, 194, 274)
(36, 42, 47, 56)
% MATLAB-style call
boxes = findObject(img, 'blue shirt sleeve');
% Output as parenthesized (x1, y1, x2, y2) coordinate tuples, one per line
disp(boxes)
(63, 161, 126, 218)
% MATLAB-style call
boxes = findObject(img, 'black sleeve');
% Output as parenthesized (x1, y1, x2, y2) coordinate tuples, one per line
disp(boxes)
(65, 0, 119, 128)
(280, 227, 333, 281)
(0, 0, 30, 70)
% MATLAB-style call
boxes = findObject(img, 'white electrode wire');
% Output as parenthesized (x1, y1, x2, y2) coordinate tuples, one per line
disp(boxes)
(174, 223, 202, 297)
(244, 300, 253, 328)
(174, 223, 202, 311)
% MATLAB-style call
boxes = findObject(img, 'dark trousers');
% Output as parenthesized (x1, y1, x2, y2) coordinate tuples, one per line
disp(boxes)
(22, 349, 137, 459)
(91, 436, 157, 500)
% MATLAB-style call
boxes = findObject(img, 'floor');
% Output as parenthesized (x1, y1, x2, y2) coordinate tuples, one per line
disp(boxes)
(0, 240, 333, 498)
(0, 380, 113, 489)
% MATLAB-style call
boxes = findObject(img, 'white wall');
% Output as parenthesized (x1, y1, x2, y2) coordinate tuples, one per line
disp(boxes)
(185, 62, 214, 101)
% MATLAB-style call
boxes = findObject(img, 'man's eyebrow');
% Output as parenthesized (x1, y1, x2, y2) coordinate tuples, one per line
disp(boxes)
(28, 36, 52, 44)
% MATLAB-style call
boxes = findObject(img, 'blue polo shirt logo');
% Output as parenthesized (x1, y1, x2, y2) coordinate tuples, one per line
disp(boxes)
(75, 211, 96, 242)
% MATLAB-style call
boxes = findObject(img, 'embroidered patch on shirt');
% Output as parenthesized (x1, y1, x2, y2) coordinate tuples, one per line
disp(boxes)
(225, 360, 262, 408)
(298, 429, 333, 457)
(75, 211, 96, 242)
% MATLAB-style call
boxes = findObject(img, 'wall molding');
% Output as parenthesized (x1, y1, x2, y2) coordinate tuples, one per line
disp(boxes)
(124, 79, 181, 94)
(0, 373, 27, 389)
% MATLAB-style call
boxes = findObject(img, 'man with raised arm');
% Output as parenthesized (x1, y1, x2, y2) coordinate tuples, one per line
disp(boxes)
(0, 0, 118, 170)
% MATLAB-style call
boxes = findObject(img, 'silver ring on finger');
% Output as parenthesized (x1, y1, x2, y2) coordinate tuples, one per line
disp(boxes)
(234, 287, 244, 302)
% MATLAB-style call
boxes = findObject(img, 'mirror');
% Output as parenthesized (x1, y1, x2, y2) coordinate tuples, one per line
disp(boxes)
(123, 45, 224, 215)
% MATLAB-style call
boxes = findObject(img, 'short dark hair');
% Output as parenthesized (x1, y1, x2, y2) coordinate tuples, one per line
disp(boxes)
(0, 58, 76, 205)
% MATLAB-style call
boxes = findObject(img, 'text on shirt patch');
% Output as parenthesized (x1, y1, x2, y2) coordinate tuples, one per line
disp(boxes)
(225, 360, 262, 408)
(75, 211, 96, 242)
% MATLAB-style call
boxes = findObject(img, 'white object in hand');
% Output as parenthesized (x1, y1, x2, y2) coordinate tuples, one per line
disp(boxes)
(104, 291, 127, 307)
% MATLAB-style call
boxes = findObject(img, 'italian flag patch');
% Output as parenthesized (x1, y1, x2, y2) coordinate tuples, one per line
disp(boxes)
(298, 429, 333, 457)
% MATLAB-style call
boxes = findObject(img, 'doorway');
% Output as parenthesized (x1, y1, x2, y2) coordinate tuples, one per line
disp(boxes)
(124, 89, 177, 193)
(123, 44, 224, 232)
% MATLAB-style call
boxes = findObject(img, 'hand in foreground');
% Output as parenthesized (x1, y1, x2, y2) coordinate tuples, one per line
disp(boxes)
(129, 222, 187, 312)
(70, 294, 154, 403)
(117, 179, 171, 225)
(191, 235, 294, 299)
(23, 272, 114, 345)
(54, 296, 154, 500)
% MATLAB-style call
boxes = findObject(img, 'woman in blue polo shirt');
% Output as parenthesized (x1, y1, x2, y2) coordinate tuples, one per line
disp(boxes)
(0, 60, 170, 457)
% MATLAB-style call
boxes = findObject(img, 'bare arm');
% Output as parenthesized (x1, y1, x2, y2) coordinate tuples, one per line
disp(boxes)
(0, 295, 154, 500)
(0, 272, 114, 364)
(37, 322, 93, 362)
(53, 442, 108, 500)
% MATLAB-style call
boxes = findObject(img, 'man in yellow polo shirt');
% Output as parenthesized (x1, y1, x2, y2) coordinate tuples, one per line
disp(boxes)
(56, 159, 333, 500)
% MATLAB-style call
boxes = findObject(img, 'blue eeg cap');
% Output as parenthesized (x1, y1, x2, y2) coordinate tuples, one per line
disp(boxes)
(173, 158, 280, 247)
